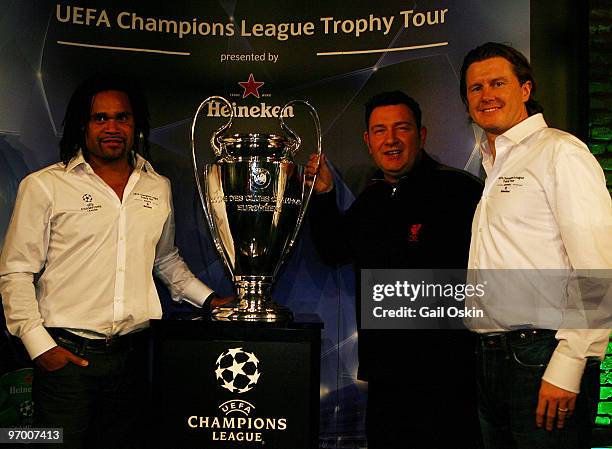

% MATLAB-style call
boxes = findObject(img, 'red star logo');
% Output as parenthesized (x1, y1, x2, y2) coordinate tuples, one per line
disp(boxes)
(238, 73, 264, 99)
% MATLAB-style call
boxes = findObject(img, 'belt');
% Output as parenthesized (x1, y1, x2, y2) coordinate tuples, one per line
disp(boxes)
(479, 329, 556, 349)
(47, 327, 149, 352)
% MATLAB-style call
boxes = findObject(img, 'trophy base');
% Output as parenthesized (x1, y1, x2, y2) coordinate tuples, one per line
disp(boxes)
(211, 300, 293, 322)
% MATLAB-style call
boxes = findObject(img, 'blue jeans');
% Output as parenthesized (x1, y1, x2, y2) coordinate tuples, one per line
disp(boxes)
(476, 330, 600, 449)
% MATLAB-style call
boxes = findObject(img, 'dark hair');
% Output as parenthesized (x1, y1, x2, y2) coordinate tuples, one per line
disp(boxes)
(459, 42, 543, 116)
(59, 73, 151, 165)
(364, 91, 422, 131)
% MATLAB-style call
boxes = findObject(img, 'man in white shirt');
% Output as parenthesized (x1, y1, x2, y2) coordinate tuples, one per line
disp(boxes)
(459, 42, 612, 449)
(0, 75, 228, 448)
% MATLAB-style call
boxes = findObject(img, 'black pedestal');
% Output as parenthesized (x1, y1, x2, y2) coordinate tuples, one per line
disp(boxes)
(151, 314, 322, 449)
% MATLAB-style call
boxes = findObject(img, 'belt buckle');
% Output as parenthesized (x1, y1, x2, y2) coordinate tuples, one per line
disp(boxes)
(105, 334, 118, 348)
(56, 335, 79, 349)
(482, 333, 505, 348)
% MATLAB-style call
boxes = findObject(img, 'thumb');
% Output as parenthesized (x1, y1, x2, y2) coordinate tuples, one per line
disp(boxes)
(65, 350, 89, 367)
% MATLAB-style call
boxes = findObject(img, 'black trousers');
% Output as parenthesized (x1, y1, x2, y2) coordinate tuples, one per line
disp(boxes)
(366, 377, 482, 449)
(33, 330, 150, 449)
(361, 330, 482, 449)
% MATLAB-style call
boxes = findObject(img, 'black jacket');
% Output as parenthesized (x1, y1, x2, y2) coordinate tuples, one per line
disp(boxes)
(309, 151, 483, 381)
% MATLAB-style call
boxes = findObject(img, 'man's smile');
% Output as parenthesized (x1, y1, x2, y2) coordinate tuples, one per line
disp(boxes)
(383, 149, 402, 156)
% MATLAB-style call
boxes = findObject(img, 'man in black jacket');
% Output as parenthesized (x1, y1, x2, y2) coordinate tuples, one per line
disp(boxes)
(306, 91, 483, 448)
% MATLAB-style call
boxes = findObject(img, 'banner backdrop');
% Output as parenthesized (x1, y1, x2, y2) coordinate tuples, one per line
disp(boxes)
(0, 1, 529, 446)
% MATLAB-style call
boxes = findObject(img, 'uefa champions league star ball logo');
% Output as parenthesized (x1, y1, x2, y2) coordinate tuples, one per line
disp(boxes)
(251, 168, 271, 189)
(215, 347, 261, 394)
(19, 400, 33, 418)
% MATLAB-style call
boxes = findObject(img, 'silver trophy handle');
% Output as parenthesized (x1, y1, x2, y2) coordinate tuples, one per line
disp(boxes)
(190, 96, 233, 209)
(280, 100, 322, 159)
(274, 100, 322, 277)
(191, 96, 235, 277)
(191, 95, 233, 160)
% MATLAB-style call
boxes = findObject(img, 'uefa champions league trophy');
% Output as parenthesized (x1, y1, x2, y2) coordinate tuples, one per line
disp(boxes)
(191, 96, 321, 321)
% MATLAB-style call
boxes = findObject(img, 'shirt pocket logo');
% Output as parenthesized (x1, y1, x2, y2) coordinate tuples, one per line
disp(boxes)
(132, 192, 160, 209)
(407, 223, 423, 243)
(80, 193, 102, 212)
(496, 176, 526, 193)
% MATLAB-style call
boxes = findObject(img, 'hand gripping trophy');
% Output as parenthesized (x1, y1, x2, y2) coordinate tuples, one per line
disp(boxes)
(191, 97, 321, 322)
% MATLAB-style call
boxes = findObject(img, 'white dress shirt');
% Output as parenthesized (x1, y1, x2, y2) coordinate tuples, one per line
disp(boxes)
(468, 114, 612, 393)
(0, 152, 213, 359)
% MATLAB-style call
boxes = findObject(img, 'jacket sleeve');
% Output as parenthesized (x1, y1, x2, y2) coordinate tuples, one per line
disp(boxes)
(309, 189, 353, 266)
(437, 172, 483, 268)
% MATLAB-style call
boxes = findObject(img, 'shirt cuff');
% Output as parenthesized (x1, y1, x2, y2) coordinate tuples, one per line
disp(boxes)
(203, 292, 217, 310)
(542, 349, 587, 394)
(20, 326, 57, 360)
(180, 278, 214, 308)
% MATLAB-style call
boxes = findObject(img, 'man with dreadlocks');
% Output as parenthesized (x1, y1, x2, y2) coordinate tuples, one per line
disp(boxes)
(0, 74, 227, 448)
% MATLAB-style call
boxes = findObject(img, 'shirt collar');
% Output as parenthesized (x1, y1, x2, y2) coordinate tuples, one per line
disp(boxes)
(65, 150, 153, 174)
(478, 134, 494, 174)
(478, 114, 548, 175)
(370, 150, 437, 183)
(133, 152, 153, 173)
(65, 150, 87, 172)
(499, 113, 547, 146)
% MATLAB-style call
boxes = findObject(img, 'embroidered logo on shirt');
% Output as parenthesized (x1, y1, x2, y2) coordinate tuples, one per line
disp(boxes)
(80, 193, 102, 212)
(496, 176, 525, 193)
(133, 192, 159, 209)
(408, 224, 423, 242)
